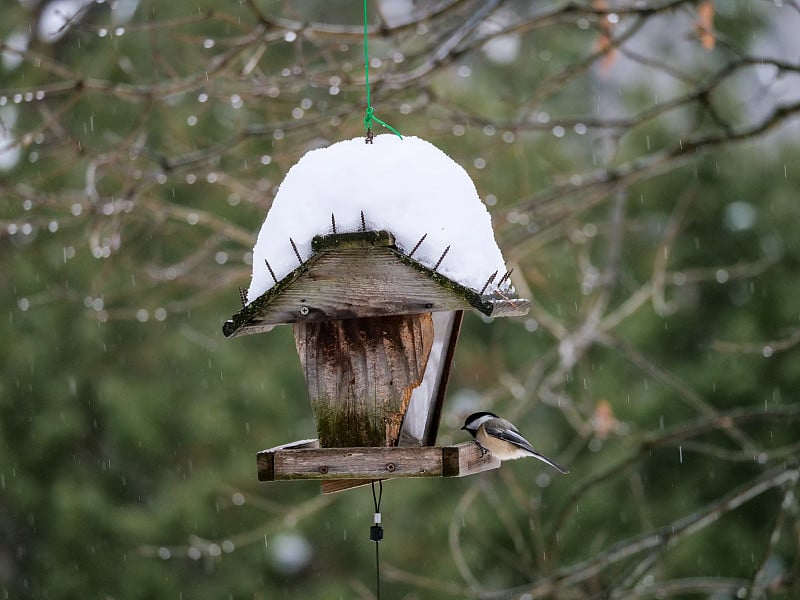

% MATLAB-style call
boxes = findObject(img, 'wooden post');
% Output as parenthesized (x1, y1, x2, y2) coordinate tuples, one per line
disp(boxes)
(293, 313, 434, 447)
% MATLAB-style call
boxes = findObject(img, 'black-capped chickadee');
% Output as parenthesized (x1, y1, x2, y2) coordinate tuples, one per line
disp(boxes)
(461, 411, 569, 474)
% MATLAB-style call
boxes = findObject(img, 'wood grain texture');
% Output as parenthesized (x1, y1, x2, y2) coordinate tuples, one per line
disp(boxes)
(256, 439, 319, 481)
(256, 442, 501, 484)
(222, 232, 530, 338)
(442, 442, 501, 476)
(484, 298, 532, 318)
(274, 446, 445, 479)
(294, 313, 434, 447)
(320, 479, 377, 494)
(244, 246, 478, 327)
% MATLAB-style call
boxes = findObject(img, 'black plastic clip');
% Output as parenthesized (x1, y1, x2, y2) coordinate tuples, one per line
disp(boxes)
(370, 512, 383, 542)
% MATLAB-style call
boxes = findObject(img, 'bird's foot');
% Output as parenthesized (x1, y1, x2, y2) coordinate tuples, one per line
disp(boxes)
(474, 441, 489, 458)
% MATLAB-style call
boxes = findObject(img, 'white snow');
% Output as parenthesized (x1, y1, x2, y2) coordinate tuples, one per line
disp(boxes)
(2, 29, 30, 71)
(38, 0, 92, 42)
(247, 134, 509, 303)
(0, 106, 21, 172)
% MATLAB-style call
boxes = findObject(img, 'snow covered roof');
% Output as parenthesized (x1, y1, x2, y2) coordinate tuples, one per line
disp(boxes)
(223, 135, 529, 338)
(247, 135, 510, 303)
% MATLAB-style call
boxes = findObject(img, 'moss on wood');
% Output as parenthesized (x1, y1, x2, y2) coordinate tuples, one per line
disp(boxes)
(222, 229, 526, 338)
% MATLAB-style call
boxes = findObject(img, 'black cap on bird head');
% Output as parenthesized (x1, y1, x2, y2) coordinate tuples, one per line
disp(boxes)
(461, 411, 499, 431)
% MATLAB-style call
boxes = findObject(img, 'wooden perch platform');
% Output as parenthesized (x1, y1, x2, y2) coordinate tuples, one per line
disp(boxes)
(257, 440, 501, 491)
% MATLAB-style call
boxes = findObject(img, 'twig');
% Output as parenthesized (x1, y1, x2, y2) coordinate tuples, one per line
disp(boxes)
(407, 233, 427, 258)
(491, 465, 799, 599)
(289, 238, 302, 265)
(432, 245, 450, 271)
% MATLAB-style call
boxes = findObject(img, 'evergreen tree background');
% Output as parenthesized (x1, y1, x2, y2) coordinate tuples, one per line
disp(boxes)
(2, 1, 800, 598)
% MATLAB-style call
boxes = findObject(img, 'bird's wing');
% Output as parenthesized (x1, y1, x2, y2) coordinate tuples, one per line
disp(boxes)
(484, 422, 570, 474)
(484, 422, 536, 453)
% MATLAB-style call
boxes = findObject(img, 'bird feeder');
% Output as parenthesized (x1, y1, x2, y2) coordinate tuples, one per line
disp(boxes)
(222, 136, 530, 493)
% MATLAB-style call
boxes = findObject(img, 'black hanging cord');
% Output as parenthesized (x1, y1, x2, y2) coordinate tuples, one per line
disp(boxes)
(370, 479, 384, 599)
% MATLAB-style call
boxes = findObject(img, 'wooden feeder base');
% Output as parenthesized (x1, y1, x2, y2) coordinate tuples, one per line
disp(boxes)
(257, 439, 501, 494)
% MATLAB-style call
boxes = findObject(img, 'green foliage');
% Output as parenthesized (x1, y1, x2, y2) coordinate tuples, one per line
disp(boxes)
(3, 1, 800, 598)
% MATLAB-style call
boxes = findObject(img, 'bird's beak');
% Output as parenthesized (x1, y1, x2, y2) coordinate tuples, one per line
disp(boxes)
(460, 425, 466, 430)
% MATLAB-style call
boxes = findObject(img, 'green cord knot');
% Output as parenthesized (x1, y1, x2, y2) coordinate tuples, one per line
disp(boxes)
(363, 105, 402, 142)
(364, 106, 374, 130)
(362, 0, 402, 142)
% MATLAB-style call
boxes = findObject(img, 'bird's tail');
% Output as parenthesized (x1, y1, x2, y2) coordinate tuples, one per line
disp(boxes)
(529, 450, 569, 475)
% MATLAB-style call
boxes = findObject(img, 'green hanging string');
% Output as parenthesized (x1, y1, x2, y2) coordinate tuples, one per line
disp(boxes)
(362, 0, 402, 140)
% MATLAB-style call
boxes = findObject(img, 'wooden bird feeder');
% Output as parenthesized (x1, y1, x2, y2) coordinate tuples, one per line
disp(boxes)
(223, 229, 529, 493)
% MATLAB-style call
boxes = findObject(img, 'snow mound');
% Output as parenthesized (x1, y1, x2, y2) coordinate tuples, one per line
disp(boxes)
(247, 135, 508, 303)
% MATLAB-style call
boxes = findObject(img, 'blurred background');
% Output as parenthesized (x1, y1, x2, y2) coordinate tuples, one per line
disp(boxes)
(2, 0, 800, 598)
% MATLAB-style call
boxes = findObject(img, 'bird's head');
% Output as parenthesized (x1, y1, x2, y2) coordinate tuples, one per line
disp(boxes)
(461, 411, 499, 433)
